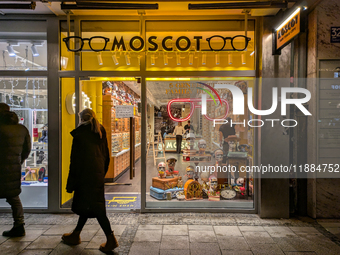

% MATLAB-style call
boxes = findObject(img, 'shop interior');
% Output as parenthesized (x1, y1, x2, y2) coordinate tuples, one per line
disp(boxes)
(64, 77, 255, 210)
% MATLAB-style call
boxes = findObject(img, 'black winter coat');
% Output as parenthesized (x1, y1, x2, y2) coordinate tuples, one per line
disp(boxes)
(66, 123, 110, 218)
(0, 111, 31, 198)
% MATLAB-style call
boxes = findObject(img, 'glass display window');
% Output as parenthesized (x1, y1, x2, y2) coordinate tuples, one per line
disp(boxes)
(145, 77, 255, 209)
(0, 21, 47, 71)
(0, 77, 48, 208)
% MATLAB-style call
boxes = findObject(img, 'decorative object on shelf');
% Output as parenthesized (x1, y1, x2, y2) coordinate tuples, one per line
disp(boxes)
(157, 162, 167, 178)
(214, 149, 224, 163)
(220, 186, 237, 200)
(184, 179, 203, 201)
(198, 139, 207, 155)
(176, 191, 185, 200)
(185, 165, 195, 180)
(177, 176, 183, 188)
(149, 186, 184, 200)
(208, 175, 220, 201)
(166, 157, 178, 176)
(152, 176, 179, 190)
(225, 135, 241, 152)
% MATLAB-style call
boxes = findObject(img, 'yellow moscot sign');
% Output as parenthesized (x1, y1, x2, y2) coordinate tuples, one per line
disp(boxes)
(276, 8, 301, 50)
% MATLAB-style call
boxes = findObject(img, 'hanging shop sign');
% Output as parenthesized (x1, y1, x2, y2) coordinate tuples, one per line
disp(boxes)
(62, 34, 251, 52)
(273, 7, 302, 55)
(331, 27, 340, 43)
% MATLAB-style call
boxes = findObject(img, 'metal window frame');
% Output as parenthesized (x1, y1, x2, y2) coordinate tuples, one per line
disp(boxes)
(0, 14, 260, 214)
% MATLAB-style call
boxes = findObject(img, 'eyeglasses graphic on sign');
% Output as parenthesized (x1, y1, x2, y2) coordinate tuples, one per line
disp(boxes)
(63, 36, 110, 52)
(206, 35, 251, 51)
(167, 98, 229, 122)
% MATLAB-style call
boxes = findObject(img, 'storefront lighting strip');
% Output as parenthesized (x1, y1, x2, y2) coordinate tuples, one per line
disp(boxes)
(145, 77, 255, 81)
(61, 2, 158, 10)
(189, 1, 287, 10)
(276, 7, 301, 31)
(89, 77, 137, 81)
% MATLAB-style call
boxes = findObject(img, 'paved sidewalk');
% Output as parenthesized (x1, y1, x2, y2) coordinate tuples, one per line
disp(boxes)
(0, 213, 340, 255)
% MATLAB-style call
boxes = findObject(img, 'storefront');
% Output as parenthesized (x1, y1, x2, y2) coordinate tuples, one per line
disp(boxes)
(1, 1, 327, 217)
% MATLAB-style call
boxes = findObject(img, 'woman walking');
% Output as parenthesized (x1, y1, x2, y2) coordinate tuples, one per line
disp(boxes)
(62, 108, 118, 253)
(173, 122, 185, 154)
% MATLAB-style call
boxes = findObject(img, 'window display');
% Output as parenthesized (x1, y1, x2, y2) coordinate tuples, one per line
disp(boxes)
(146, 78, 255, 209)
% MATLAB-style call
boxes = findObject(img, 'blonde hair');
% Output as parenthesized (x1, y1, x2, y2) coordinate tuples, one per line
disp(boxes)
(178, 122, 182, 126)
(79, 108, 102, 139)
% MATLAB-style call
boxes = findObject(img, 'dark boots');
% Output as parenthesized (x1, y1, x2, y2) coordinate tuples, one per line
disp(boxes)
(2, 224, 25, 237)
(62, 230, 81, 245)
(99, 232, 119, 253)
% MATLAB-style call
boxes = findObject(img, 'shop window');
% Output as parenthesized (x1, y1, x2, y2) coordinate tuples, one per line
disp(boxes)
(145, 20, 255, 71)
(146, 78, 255, 209)
(80, 21, 141, 71)
(0, 77, 48, 208)
(0, 21, 47, 71)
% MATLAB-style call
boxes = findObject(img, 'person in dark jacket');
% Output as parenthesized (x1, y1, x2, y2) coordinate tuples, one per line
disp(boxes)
(0, 103, 31, 237)
(62, 108, 118, 253)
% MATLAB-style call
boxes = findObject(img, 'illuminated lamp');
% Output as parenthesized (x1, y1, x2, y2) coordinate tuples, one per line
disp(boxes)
(189, 53, 194, 65)
(97, 52, 103, 65)
(125, 53, 131, 65)
(202, 53, 206, 65)
(228, 53, 232, 65)
(31, 44, 39, 57)
(163, 53, 168, 65)
(112, 52, 119, 65)
(241, 52, 246, 65)
(176, 53, 181, 65)
(215, 53, 220, 65)
(151, 54, 156, 65)
(7, 44, 16, 57)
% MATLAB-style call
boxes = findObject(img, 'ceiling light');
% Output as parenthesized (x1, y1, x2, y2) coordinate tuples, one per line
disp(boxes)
(112, 53, 119, 65)
(303, 6, 308, 10)
(189, 53, 194, 65)
(202, 53, 206, 65)
(125, 53, 131, 65)
(97, 52, 103, 66)
(215, 53, 220, 65)
(7, 45, 15, 57)
(163, 53, 168, 65)
(151, 54, 156, 65)
(242, 52, 246, 65)
(228, 53, 232, 65)
(31, 45, 39, 57)
(176, 53, 181, 65)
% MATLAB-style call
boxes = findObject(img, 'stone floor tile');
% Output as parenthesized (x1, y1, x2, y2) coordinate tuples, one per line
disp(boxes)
(96, 225, 126, 236)
(43, 225, 77, 235)
(26, 236, 62, 249)
(289, 227, 319, 233)
(79, 229, 99, 242)
(86, 235, 119, 249)
(0, 235, 9, 245)
(317, 222, 340, 228)
(222, 251, 253, 255)
(213, 226, 242, 237)
(160, 249, 190, 255)
(50, 241, 88, 255)
(160, 235, 189, 250)
(190, 242, 221, 255)
(325, 227, 340, 235)
(251, 244, 285, 255)
(128, 242, 160, 255)
(273, 237, 319, 252)
(188, 225, 213, 231)
(0, 240, 31, 255)
(218, 236, 250, 250)
(163, 225, 188, 236)
(134, 230, 162, 242)
(19, 250, 53, 255)
(7, 229, 46, 242)
(25, 225, 53, 230)
(284, 252, 317, 255)
(315, 247, 340, 255)
(138, 225, 163, 230)
(189, 230, 217, 243)
(264, 226, 296, 238)
(239, 226, 266, 232)
(81, 249, 108, 255)
(243, 231, 275, 244)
